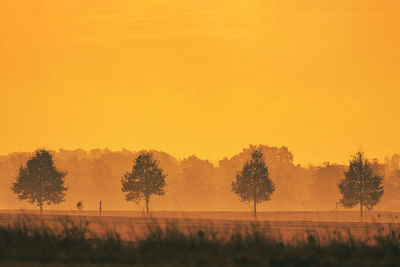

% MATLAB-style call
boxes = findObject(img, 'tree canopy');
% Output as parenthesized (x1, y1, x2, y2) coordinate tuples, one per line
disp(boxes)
(232, 148, 275, 218)
(121, 152, 166, 214)
(338, 150, 384, 221)
(11, 149, 67, 213)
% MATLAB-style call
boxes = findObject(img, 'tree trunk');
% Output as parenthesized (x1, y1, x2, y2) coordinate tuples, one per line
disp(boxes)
(253, 181, 257, 219)
(360, 168, 363, 222)
(253, 198, 257, 219)
(145, 196, 149, 215)
(39, 182, 43, 215)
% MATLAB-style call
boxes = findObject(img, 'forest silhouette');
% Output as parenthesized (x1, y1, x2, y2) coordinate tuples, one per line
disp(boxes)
(1, 145, 399, 212)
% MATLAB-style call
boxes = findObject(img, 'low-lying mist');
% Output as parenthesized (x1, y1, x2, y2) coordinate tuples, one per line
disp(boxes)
(0, 145, 399, 212)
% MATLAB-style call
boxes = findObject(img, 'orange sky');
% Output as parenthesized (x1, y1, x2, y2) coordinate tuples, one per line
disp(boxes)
(0, 0, 399, 165)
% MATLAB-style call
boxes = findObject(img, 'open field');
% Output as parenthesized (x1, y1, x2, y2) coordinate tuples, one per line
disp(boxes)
(2, 209, 400, 222)
(1, 210, 400, 242)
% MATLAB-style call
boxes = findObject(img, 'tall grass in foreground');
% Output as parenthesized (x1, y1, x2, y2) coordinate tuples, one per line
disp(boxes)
(0, 216, 400, 266)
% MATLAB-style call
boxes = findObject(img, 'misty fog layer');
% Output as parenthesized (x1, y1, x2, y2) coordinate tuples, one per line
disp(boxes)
(1, 145, 399, 211)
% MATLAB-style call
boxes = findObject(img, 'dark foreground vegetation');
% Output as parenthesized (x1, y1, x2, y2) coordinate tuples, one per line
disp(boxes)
(1, 217, 400, 266)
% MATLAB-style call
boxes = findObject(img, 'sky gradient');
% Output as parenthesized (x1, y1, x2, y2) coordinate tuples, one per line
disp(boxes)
(1, 0, 399, 165)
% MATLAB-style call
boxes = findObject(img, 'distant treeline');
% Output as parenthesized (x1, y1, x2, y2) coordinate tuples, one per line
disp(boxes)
(0, 145, 399, 211)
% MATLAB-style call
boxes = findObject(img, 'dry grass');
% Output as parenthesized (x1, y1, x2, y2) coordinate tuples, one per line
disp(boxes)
(0, 213, 400, 265)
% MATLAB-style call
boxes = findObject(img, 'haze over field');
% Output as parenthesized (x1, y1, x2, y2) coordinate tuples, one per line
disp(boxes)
(1, 146, 399, 211)
(2, 2, 400, 265)
(1, 0, 400, 166)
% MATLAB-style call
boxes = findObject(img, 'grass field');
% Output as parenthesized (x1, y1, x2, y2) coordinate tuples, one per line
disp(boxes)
(1, 210, 400, 266)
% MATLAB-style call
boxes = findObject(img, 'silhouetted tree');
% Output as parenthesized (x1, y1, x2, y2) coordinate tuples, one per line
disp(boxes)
(311, 162, 345, 210)
(121, 152, 166, 214)
(338, 151, 384, 221)
(11, 149, 67, 214)
(232, 148, 275, 218)
(178, 156, 220, 210)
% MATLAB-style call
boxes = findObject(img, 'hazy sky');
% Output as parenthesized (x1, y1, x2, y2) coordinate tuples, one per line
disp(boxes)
(0, 0, 399, 165)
